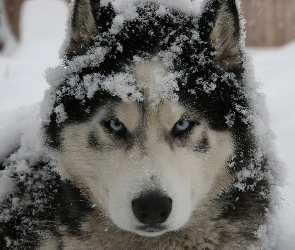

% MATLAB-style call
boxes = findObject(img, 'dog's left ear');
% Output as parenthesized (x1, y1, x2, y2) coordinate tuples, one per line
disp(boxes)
(199, 0, 243, 71)
(66, 0, 115, 58)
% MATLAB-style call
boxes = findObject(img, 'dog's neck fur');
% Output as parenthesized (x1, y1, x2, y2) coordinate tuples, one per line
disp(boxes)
(40, 204, 261, 250)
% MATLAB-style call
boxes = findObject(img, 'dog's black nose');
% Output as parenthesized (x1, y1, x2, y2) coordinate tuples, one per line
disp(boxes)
(132, 192, 172, 224)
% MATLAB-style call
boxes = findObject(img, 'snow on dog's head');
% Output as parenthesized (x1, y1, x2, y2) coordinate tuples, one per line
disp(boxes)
(40, 0, 281, 245)
(41, 0, 246, 128)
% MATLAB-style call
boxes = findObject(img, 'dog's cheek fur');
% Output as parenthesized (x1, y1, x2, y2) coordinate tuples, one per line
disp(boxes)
(188, 129, 234, 208)
(59, 127, 194, 233)
(55, 124, 111, 212)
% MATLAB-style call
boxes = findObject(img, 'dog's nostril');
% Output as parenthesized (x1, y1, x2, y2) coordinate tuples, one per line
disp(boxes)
(160, 212, 167, 218)
(132, 192, 172, 224)
(140, 213, 149, 219)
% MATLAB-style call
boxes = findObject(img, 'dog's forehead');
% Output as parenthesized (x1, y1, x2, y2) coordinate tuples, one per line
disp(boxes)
(150, 102, 185, 129)
(115, 102, 141, 131)
(133, 59, 166, 84)
(131, 57, 179, 105)
(104, 59, 185, 128)
(113, 101, 185, 128)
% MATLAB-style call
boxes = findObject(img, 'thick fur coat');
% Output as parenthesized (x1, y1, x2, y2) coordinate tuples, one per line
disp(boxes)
(0, 0, 279, 249)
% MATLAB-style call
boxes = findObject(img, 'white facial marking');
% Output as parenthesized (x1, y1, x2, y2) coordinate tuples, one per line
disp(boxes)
(133, 58, 179, 105)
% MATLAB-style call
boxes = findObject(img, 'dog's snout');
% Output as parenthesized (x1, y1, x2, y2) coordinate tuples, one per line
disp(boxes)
(132, 192, 172, 224)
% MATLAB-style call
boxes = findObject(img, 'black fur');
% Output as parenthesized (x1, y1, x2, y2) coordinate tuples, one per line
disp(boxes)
(194, 134, 210, 153)
(88, 131, 104, 150)
(0, 159, 94, 250)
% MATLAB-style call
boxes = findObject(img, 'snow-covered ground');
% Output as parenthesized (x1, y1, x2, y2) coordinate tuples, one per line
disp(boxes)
(0, 0, 294, 248)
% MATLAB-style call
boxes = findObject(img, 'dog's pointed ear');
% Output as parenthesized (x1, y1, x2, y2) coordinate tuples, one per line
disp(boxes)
(66, 0, 115, 58)
(199, 0, 243, 72)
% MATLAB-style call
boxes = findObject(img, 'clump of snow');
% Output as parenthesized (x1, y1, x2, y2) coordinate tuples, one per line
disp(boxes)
(244, 50, 285, 185)
(134, 57, 180, 105)
(53, 103, 68, 124)
(99, 72, 143, 101)
(0, 105, 42, 165)
(104, 0, 203, 15)
(0, 105, 45, 202)
(110, 14, 127, 34)
(225, 111, 235, 128)
(196, 76, 217, 94)
(239, 47, 287, 247)
(0, 104, 60, 248)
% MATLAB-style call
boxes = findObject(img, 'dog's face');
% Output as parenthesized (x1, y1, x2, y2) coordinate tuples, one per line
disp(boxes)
(56, 60, 233, 236)
(45, 0, 245, 238)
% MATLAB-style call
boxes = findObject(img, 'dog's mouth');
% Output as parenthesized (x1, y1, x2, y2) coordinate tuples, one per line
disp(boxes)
(137, 224, 167, 233)
(134, 224, 168, 236)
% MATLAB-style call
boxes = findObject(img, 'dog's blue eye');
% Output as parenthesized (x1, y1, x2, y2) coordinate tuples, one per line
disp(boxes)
(103, 119, 128, 138)
(109, 119, 124, 132)
(172, 119, 198, 137)
(175, 119, 191, 131)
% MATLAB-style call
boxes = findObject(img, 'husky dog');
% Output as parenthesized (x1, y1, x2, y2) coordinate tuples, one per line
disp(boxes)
(0, 0, 279, 249)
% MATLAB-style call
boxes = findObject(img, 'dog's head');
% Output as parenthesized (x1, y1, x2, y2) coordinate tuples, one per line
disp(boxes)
(43, 0, 251, 237)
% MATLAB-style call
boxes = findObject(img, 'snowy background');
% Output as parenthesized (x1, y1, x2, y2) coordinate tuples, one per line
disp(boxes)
(0, 0, 294, 248)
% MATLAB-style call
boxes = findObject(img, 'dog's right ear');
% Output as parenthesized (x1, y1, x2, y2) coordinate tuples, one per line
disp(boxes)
(66, 0, 115, 58)
(198, 0, 243, 72)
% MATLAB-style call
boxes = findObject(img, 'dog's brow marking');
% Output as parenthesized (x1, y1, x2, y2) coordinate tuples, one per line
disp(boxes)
(194, 133, 210, 153)
(88, 131, 104, 150)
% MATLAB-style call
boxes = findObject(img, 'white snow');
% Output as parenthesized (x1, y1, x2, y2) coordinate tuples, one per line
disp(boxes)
(248, 43, 295, 249)
(0, 104, 43, 204)
(0, 0, 294, 248)
(104, 0, 203, 15)
(0, 0, 18, 55)
(0, 0, 67, 113)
